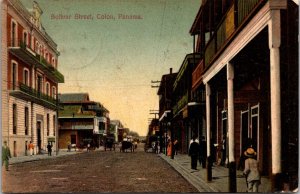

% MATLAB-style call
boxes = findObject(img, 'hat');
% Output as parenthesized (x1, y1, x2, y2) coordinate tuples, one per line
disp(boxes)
(244, 147, 256, 157)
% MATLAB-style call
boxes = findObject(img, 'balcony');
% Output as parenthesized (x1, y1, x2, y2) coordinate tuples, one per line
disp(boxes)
(10, 82, 59, 110)
(192, 59, 204, 90)
(9, 41, 64, 83)
(202, 0, 263, 69)
(173, 92, 189, 116)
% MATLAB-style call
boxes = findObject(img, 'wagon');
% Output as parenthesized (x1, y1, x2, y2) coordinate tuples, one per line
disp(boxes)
(120, 138, 134, 152)
(104, 136, 116, 151)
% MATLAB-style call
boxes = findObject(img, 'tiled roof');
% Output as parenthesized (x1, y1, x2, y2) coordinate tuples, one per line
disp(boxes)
(58, 93, 89, 103)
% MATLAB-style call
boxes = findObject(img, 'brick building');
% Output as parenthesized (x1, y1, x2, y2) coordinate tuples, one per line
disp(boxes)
(1, 0, 64, 156)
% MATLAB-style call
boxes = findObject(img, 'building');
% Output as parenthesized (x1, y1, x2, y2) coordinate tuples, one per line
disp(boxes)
(110, 120, 124, 142)
(171, 53, 201, 154)
(157, 68, 177, 153)
(1, 0, 64, 156)
(58, 93, 109, 149)
(189, 0, 298, 191)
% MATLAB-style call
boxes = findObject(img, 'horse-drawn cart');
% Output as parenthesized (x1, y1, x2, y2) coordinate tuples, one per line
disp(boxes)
(120, 137, 134, 152)
(104, 136, 116, 151)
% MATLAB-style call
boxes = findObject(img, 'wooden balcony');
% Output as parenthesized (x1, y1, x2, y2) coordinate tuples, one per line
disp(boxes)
(173, 92, 189, 115)
(203, 0, 264, 69)
(192, 59, 204, 90)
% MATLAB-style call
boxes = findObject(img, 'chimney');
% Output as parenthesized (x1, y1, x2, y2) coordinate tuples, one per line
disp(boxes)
(170, 68, 172, 74)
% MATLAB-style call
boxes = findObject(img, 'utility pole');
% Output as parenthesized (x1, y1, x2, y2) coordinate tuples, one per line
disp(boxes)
(151, 80, 160, 88)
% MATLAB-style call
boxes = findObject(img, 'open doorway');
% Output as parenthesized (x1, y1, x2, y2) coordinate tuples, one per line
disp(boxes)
(37, 121, 42, 154)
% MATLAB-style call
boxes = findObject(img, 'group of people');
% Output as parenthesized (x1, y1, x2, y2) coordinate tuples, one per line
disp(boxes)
(188, 135, 207, 170)
(188, 135, 262, 192)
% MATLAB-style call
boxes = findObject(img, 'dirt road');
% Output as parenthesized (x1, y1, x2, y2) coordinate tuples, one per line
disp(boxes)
(2, 143, 198, 193)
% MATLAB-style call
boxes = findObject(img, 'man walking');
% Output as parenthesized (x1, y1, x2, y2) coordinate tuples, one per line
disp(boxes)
(47, 142, 52, 156)
(2, 141, 11, 171)
(188, 135, 199, 170)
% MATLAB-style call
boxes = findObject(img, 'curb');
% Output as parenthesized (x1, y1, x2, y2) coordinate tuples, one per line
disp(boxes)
(159, 154, 218, 192)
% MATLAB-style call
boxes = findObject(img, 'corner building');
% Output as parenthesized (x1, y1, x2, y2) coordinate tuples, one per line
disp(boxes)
(1, 0, 64, 156)
(189, 0, 298, 191)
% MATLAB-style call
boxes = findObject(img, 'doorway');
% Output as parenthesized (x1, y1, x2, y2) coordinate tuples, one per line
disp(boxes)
(37, 121, 42, 153)
(241, 110, 249, 155)
(251, 105, 259, 157)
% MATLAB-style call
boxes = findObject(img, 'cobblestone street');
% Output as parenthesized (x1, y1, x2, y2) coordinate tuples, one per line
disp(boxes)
(2, 144, 198, 193)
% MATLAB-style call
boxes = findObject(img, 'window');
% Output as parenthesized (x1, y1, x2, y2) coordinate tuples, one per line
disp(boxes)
(23, 69, 29, 86)
(25, 107, 29, 135)
(52, 86, 56, 99)
(46, 82, 50, 96)
(12, 62, 17, 90)
(53, 115, 56, 136)
(11, 21, 17, 47)
(23, 31, 28, 46)
(47, 114, 49, 136)
(52, 58, 55, 67)
(13, 104, 17, 134)
(37, 75, 43, 95)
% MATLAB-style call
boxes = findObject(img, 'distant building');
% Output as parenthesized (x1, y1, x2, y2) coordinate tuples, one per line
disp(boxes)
(1, 0, 64, 156)
(58, 93, 109, 149)
(110, 120, 124, 142)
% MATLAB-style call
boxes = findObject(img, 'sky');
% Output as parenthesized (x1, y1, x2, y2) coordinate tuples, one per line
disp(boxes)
(21, 0, 200, 136)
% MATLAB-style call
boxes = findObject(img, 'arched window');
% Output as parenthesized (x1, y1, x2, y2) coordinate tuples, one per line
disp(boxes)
(11, 19, 17, 47)
(52, 86, 57, 99)
(45, 82, 50, 96)
(23, 31, 28, 46)
(35, 41, 39, 54)
(11, 60, 18, 90)
(23, 68, 29, 86)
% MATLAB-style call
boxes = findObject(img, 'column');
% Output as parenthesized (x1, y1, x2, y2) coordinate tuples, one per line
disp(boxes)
(269, 9, 282, 191)
(227, 62, 236, 192)
(205, 83, 212, 181)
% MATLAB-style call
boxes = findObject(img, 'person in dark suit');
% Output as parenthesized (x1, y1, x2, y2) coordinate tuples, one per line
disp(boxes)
(188, 135, 199, 170)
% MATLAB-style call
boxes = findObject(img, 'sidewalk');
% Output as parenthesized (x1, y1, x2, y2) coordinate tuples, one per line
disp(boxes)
(159, 153, 271, 193)
(9, 147, 105, 164)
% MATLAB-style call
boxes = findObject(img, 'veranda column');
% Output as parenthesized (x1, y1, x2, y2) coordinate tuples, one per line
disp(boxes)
(205, 83, 212, 181)
(268, 9, 282, 192)
(227, 62, 236, 192)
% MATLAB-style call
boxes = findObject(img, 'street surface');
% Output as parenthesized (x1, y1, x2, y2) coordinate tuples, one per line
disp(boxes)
(2, 143, 198, 193)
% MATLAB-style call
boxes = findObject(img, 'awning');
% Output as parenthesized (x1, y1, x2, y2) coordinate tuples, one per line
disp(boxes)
(159, 110, 171, 122)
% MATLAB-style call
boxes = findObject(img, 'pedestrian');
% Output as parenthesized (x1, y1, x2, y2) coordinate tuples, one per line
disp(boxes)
(198, 136, 207, 168)
(174, 139, 179, 155)
(243, 147, 261, 192)
(2, 141, 11, 171)
(87, 143, 90, 152)
(188, 135, 199, 170)
(47, 142, 52, 156)
(28, 141, 34, 156)
(167, 139, 172, 156)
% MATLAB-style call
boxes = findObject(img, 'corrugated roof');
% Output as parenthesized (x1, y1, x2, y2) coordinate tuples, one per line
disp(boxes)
(58, 93, 89, 103)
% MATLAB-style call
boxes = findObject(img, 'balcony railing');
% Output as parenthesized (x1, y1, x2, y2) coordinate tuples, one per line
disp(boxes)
(10, 41, 64, 83)
(173, 92, 189, 115)
(19, 82, 58, 105)
(238, 0, 261, 26)
(203, 0, 264, 68)
(192, 59, 204, 89)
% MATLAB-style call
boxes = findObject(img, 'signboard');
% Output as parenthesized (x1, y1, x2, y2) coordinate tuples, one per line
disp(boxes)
(47, 137, 55, 142)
